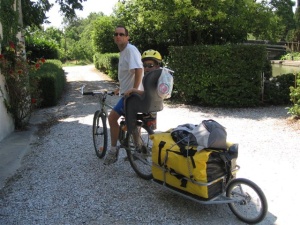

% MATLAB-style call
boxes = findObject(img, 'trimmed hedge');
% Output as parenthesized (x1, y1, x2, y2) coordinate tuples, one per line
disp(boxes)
(264, 73, 296, 105)
(26, 37, 59, 61)
(93, 45, 292, 107)
(30, 60, 66, 107)
(93, 53, 119, 80)
(168, 45, 267, 107)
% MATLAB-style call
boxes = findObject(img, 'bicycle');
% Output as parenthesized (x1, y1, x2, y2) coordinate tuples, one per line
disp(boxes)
(81, 85, 155, 180)
(81, 85, 268, 224)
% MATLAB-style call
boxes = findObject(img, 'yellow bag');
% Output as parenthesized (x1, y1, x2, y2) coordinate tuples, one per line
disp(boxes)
(151, 132, 237, 199)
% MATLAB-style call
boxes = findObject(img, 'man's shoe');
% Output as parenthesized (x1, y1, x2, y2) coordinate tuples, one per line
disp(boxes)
(104, 147, 119, 165)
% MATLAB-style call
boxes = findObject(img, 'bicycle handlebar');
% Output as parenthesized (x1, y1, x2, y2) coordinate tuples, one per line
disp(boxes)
(82, 91, 95, 96)
(81, 85, 115, 96)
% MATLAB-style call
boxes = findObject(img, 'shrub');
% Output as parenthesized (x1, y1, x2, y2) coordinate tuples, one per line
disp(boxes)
(264, 73, 295, 105)
(30, 60, 66, 107)
(26, 36, 59, 61)
(0, 42, 44, 129)
(94, 53, 119, 80)
(287, 73, 300, 118)
(168, 44, 266, 107)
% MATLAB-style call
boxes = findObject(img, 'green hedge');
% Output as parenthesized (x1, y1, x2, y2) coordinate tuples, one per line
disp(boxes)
(26, 37, 59, 61)
(93, 53, 119, 80)
(93, 45, 293, 107)
(30, 60, 66, 107)
(264, 73, 296, 105)
(168, 45, 267, 107)
(288, 73, 300, 117)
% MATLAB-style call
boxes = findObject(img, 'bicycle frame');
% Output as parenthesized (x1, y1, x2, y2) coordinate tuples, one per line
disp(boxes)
(81, 85, 113, 114)
(81, 85, 154, 143)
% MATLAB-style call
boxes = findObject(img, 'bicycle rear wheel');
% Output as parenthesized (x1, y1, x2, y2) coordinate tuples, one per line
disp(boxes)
(93, 110, 108, 158)
(226, 178, 268, 224)
(126, 126, 153, 180)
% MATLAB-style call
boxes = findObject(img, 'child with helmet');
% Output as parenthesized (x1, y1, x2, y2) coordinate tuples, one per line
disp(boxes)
(124, 49, 162, 96)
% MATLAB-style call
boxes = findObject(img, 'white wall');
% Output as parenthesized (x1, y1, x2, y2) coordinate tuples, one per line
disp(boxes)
(0, 74, 14, 142)
(0, 1, 22, 141)
(0, 21, 14, 141)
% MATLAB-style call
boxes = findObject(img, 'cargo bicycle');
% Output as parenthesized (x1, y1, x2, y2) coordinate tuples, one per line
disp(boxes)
(81, 69, 268, 224)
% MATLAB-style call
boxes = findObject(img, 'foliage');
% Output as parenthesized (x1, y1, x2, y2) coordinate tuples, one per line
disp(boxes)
(281, 52, 300, 60)
(270, 0, 296, 40)
(264, 73, 295, 105)
(111, 0, 283, 56)
(30, 60, 66, 107)
(44, 27, 64, 45)
(94, 53, 119, 80)
(21, 0, 87, 28)
(92, 16, 118, 54)
(25, 35, 59, 61)
(0, 0, 20, 45)
(21, 0, 51, 28)
(168, 44, 266, 107)
(0, 42, 45, 129)
(287, 73, 300, 118)
(63, 14, 103, 62)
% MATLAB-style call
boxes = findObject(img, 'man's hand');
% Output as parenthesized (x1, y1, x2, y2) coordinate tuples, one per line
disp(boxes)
(124, 88, 143, 97)
(114, 88, 120, 95)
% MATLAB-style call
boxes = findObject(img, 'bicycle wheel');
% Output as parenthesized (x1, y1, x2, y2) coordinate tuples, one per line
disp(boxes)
(226, 178, 268, 224)
(92, 110, 108, 159)
(126, 126, 153, 180)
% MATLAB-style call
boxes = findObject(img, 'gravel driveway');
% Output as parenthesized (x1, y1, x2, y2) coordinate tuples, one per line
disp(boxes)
(0, 65, 299, 224)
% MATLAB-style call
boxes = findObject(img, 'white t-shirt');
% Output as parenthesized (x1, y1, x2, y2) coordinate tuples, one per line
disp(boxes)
(118, 43, 143, 95)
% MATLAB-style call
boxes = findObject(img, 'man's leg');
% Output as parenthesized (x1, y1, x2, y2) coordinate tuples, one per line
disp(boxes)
(108, 110, 120, 148)
(104, 98, 124, 165)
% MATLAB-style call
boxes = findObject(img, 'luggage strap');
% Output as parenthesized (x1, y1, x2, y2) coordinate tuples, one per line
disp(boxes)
(157, 140, 197, 169)
(170, 169, 188, 188)
(158, 141, 166, 166)
(219, 152, 233, 183)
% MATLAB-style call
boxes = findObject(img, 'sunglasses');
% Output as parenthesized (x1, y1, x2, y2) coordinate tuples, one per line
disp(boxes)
(143, 63, 155, 68)
(114, 33, 126, 37)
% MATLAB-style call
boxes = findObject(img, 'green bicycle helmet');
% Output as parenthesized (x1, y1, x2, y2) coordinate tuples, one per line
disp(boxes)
(142, 49, 162, 64)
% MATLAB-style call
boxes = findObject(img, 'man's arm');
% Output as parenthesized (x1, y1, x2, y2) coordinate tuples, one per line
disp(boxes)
(132, 68, 143, 89)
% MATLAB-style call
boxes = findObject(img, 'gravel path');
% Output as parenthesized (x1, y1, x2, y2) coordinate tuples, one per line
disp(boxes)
(0, 65, 299, 225)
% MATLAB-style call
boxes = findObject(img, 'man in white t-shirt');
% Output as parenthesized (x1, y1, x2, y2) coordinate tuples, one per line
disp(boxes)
(104, 25, 143, 165)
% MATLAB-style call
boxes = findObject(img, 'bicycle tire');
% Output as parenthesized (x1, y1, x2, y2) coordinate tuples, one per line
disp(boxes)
(92, 110, 108, 159)
(126, 126, 153, 180)
(226, 178, 268, 224)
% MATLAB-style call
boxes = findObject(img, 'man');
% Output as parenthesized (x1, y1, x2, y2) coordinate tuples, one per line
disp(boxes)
(104, 25, 143, 165)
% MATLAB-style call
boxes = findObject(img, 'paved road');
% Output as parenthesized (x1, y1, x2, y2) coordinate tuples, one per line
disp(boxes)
(0, 65, 299, 224)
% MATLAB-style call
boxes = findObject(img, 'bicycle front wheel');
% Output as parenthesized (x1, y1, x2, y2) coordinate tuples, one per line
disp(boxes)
(126, 126, 153, 180)
(226, 178, 268, 224)
(92, 110, 108, 159)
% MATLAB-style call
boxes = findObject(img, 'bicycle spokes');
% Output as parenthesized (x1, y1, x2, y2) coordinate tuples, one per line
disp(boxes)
(125, 126, 153, 180)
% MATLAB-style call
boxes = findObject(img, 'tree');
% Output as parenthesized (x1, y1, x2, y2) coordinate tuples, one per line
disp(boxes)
(270, 0, 296, 40)
(21, 0, 87, 28)
(112, 0, 280, 55)
(92, 15, 118, 54)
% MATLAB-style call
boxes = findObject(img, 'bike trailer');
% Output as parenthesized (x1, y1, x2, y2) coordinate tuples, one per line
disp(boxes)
(151, 131, 238, 200)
